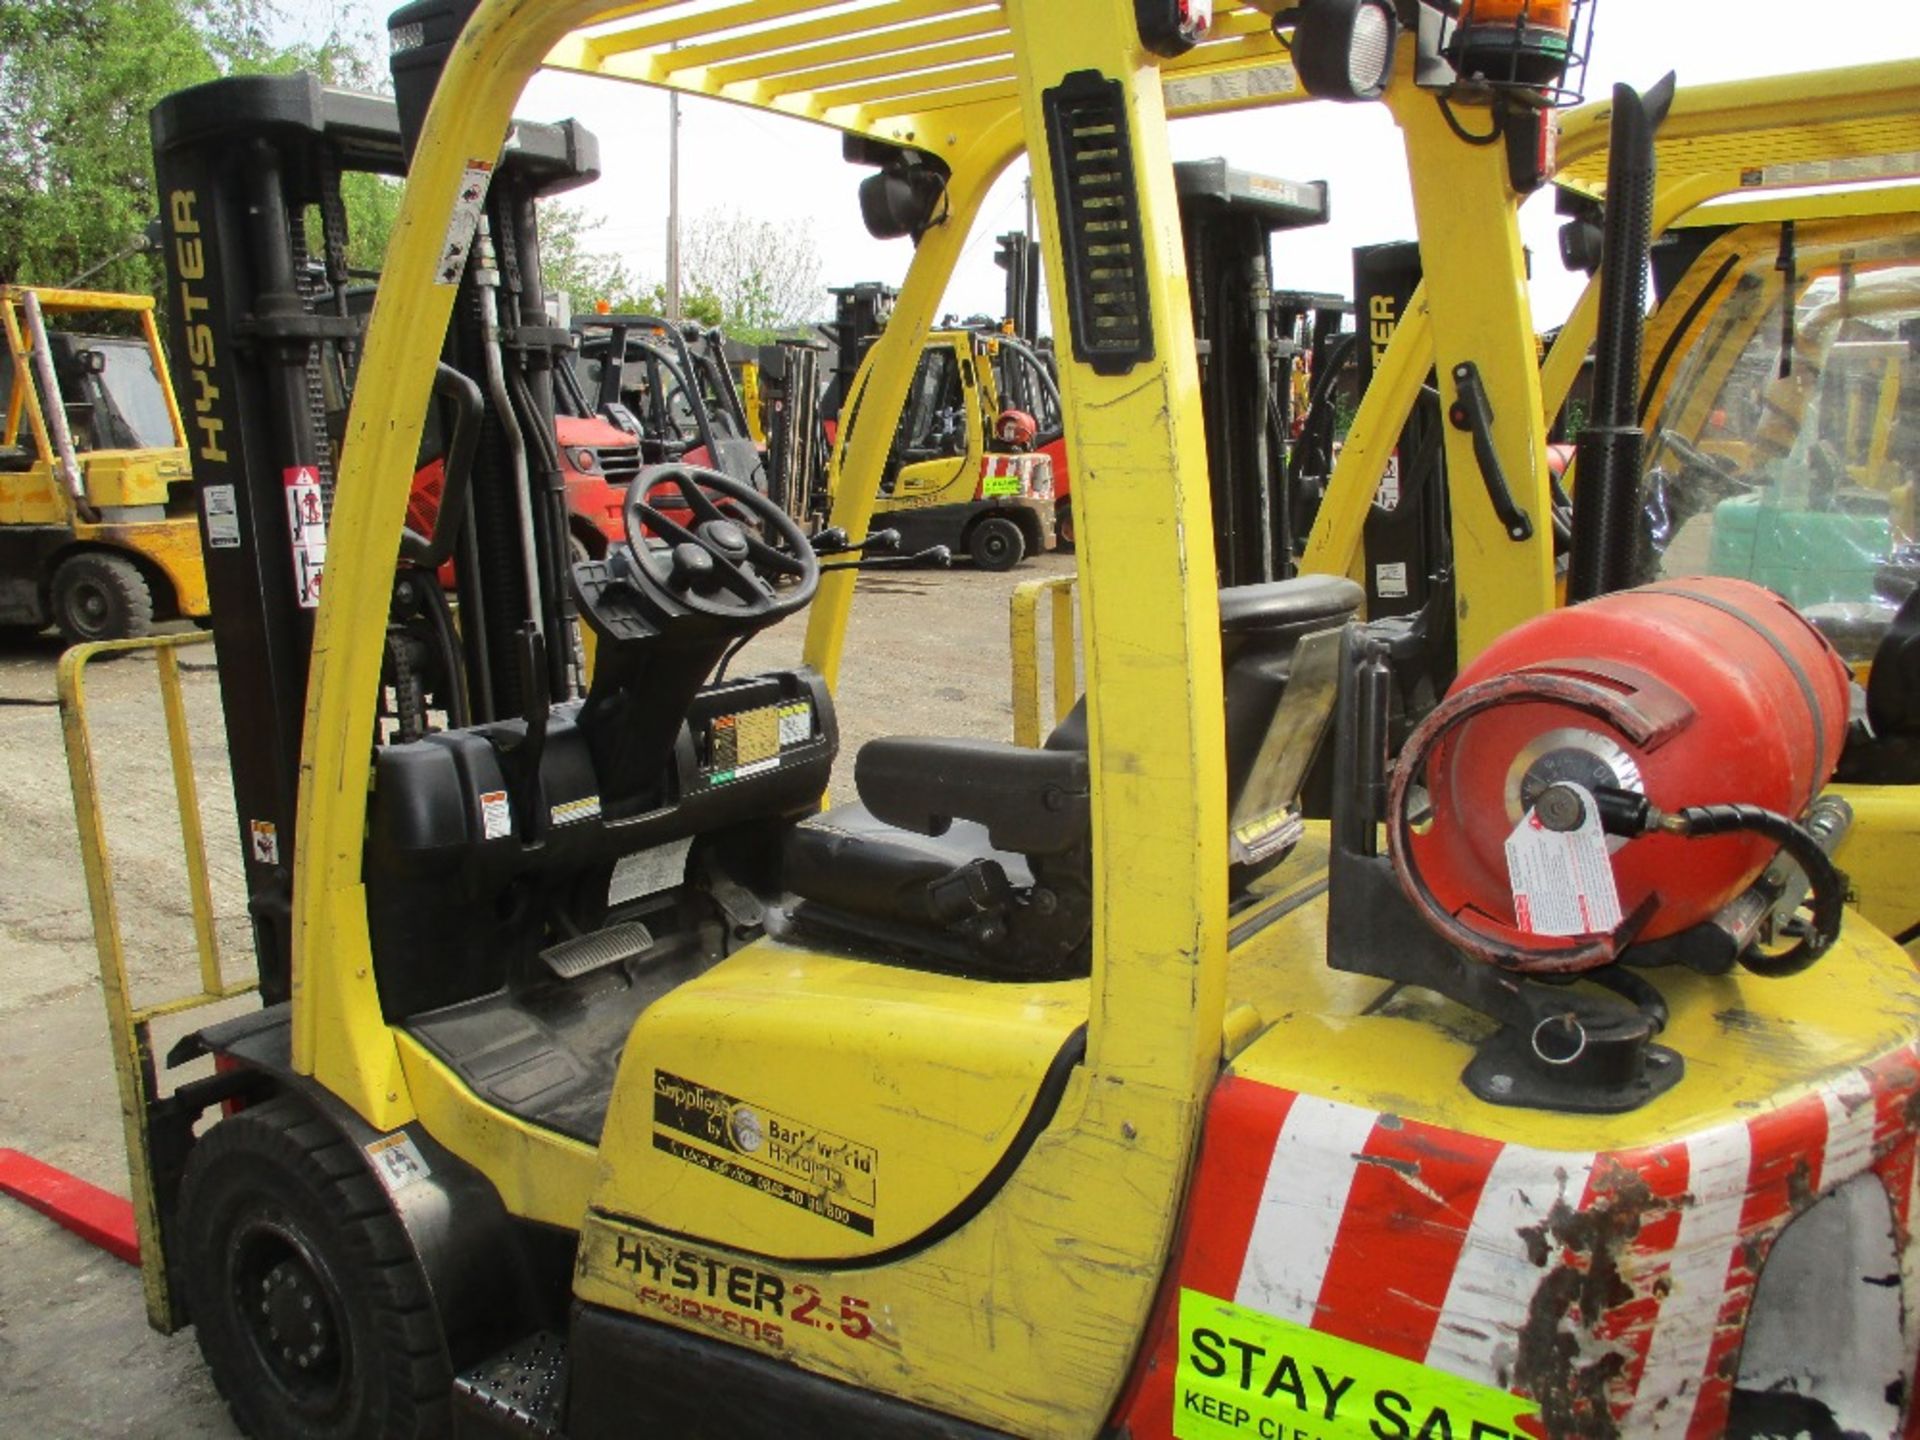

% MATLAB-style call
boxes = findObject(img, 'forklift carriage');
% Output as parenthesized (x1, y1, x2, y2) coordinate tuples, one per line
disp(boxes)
(55, 4, 1920, 1438)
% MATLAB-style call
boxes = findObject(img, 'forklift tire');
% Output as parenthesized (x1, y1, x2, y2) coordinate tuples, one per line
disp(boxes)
(177, 1099, 452, 1440)
(50, 550, 153, 644)
(967, 515, 1026, 572)
(1056, 500, 1075, 553)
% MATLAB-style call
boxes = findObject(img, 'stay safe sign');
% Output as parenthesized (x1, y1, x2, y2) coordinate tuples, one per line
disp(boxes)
(1174, 1291, 1539, 1440)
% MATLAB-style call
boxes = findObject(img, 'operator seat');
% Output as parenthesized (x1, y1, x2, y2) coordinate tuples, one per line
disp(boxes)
(783, 574, 1362, 978)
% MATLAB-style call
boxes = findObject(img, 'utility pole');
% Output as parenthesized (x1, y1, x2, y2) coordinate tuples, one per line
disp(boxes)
(665, 73, 682, 322)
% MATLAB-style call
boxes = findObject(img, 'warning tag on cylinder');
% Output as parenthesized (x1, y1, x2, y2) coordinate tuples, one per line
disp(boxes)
(1504, 783, 1623, 936)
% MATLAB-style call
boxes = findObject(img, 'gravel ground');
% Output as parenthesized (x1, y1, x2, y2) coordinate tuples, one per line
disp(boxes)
(0, 552, 1075, 1438)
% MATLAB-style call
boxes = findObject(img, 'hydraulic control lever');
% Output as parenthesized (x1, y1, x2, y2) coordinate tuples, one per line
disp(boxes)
(813, 526, 902, 557)
(819, 544, 953, 574)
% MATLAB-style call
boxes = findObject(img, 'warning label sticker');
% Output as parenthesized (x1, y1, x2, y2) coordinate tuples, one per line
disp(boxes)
(1373, 452, 1401, 512)
(653, 1070, 877, 1236)
(283, 465, 326, 609)
(203, 483, 241, 549)
(1741, 149, 1920, 189)
(436, 160, 495, 286)
(479, 789, 512, 841)
(248, 818, 279, 866)
(1164, 62, 1300, 113)
(1174, 1290, 1538, 1440)
(609, 836, 692, 907)
(365, 1132, 431, 1195)
(1504, 783, 1624, 936)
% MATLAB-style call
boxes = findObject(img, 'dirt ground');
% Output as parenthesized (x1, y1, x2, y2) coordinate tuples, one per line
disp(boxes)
(0, 553, 1075, 1438)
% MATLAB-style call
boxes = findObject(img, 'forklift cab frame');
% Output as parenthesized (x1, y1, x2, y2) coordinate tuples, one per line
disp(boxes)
(111, 6, 1920, 1438)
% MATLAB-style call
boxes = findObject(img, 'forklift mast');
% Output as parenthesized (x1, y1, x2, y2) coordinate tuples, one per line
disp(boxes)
(151, 48, 596, 1003)
(822, 282, 897, 424)
(151, 78, 409, 1003)
(1173, 160, 1329, 586)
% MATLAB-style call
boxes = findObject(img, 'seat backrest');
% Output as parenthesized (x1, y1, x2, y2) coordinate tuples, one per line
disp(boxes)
(1047, 574, 1363, 814)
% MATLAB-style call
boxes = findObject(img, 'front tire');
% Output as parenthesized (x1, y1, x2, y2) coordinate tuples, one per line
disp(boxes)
(1055, 499, 1075, 553)
(177, 1099, 451, 1439)
(50, 550, 154, 644)
(967, 514, 1027, 572)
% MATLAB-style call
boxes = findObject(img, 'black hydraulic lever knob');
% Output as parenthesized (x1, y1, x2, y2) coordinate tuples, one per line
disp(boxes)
(867, 528, 903, 554)
(1448, 361, 1535, 543)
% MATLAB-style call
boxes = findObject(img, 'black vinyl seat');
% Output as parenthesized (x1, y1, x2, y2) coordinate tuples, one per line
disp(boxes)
(782, 806, 1034, 928)
(784, 574, 1363, 977)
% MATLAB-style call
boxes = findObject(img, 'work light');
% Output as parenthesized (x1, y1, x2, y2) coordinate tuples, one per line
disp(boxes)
(1285, 0, 1400, 103)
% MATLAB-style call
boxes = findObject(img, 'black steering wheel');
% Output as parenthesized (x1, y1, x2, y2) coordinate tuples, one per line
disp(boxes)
(621, 463, 818, 622)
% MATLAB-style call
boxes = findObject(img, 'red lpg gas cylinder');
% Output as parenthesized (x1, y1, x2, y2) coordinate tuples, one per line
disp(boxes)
(995, 409, 1038, 449)
(1393, 578, 1850, 963)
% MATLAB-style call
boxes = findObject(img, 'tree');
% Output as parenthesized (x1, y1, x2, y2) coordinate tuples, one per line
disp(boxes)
(0, 0, 388, 293)
(537, 201, 647, 314)
(682, 208, 822, 340)
(535, 202, 726, 328)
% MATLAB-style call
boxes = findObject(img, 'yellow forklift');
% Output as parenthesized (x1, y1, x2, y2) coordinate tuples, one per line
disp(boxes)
(832, 321, 1060, 570)
(1, 286, 208, 640)
(58, 5, 1920, 1439)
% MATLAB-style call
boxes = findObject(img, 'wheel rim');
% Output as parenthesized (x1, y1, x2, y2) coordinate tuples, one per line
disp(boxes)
(228, 1213, 351, 1417)
(981, 530, 1012, 563)
(66, 578, 114, 637)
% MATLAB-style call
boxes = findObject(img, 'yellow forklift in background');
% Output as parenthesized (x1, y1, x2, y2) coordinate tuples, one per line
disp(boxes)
(1, 286, 208, 641)
(832, 322, 1059, 570)
(48, 4, 1920, 1439)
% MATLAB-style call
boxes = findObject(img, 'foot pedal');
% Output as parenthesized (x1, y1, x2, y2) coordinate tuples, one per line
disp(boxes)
(452, 1331, 567, 1437)
(540, 921, 654, 981)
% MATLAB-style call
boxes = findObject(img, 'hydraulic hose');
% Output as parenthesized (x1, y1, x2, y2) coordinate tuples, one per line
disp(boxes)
(475, 220, 545, 651)
(400, 363, 483, 569)
(1658, 804, 1847, 977)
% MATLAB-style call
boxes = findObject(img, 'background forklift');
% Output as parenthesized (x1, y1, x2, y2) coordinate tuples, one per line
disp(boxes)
(0, 285, 209, 641)
(58, 4, 1920, 1439)
(831, 160, 1336, 580)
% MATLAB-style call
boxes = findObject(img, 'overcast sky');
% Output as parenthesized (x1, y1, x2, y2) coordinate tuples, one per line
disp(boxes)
(300, 1, 1920, 328)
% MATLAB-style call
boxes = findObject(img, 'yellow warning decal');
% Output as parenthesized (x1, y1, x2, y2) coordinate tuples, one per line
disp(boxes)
(1174, 1291, 1540, 1440)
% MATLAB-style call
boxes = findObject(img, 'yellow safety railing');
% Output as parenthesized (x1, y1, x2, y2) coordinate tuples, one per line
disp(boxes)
(1010, 574, 1079, 747)
(57, 631, 255, 1330)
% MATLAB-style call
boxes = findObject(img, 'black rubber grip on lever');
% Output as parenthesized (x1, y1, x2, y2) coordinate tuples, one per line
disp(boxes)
(1447, 361, 1535, 542)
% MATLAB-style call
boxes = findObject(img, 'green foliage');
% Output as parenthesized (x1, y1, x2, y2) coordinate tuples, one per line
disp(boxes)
(0, 0, 387, 294)
(538, 201, 647, 313)
(682, 208, 821, 342)
(535, 201, 726, 327)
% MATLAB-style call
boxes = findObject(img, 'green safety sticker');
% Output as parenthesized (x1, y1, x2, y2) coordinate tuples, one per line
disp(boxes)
(980, 471, 1022, 497)
(1173, 1291, 1540, 1440)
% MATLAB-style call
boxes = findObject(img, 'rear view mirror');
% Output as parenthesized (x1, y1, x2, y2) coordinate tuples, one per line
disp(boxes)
(858, 169, 948, 243)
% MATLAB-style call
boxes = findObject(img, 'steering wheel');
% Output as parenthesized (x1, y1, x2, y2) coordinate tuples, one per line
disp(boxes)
(621, 463, 819, 621)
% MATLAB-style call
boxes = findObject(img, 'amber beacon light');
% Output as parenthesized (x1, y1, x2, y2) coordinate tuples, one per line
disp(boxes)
(1451, 0, 1595, 99)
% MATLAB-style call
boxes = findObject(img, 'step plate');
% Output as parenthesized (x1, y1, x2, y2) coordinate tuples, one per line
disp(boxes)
(452, 1330, 568, 1437)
